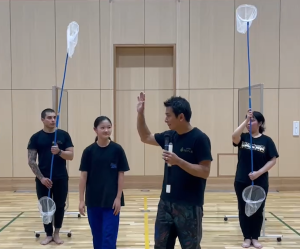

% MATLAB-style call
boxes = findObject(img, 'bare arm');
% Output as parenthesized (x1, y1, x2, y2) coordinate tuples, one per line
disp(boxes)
(257, 157, 276, 176)
(59, 147, 74, 161)
(28, 149, 44, 181)
(177, 159, 211, 179)
(232, 110, 252, 145)
(137, 113, 159, 146)
(232, 119, 248, 145)
(79, 171, 87, 202)
(116, 172, 125, 199)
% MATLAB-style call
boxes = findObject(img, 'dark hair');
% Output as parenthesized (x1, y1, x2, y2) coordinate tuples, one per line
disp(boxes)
(246, 111, 266, 133)
(163, 96, 192, 122)
(94, 116, 112, 142)
(41, 108, 55, 119)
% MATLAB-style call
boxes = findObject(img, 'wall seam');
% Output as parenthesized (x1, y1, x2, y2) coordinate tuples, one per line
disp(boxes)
(277, 0, 281, 177)
(9, 0, 13, 177)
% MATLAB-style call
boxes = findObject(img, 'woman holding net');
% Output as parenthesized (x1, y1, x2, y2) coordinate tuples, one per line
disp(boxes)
(78, 116, 130, 249)
(232, 109, 279, 248)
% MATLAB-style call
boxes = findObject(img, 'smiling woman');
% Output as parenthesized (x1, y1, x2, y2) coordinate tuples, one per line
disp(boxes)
(78, 116, 130, 249)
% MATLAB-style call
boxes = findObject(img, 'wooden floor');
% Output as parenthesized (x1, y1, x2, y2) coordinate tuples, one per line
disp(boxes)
(0, 189, 300, 248)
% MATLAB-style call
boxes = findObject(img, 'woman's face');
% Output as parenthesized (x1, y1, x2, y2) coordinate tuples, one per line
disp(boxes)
(247, 117, 260, 133)
(94, 119, 112, 139)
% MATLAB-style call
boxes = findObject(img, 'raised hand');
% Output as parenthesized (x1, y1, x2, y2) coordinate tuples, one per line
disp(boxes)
(137, 92, 145, 114)
(246, 109, 253, 120)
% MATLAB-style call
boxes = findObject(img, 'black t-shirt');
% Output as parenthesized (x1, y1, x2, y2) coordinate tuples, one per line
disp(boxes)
(233, 133, 279, 186)
(79, 141, 130, 208)
(27, 129, 74, 180)
(154, 127, 213, 207)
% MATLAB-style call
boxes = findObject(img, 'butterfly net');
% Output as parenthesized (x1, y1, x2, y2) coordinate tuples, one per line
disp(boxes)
(67, 21, 79, 58)
(236, 4, 257, 34)
(38, 196, 56, 224)
(242, 185, 266, 217)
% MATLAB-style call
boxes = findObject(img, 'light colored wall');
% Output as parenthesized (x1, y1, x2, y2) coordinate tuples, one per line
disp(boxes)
(0, 0, 299, 179)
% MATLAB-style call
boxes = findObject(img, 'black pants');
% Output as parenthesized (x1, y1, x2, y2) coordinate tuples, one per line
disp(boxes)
(154, 198, 203, 249)
(234, 181, 268, 240)
(36, 177, 68, 236)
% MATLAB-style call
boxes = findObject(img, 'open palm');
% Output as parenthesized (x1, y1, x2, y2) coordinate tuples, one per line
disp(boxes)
(137, 92, 145, 114)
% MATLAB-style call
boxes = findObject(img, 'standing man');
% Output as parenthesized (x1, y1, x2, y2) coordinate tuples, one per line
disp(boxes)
(27, 108, 74, 245)
(136, 92, 213, 249)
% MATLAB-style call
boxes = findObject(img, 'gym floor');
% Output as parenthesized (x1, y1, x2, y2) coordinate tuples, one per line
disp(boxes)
(0, 189, 299, 249)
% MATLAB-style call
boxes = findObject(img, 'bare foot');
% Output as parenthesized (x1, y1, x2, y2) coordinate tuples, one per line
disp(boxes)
(53, 232, 64, 244)
(252, 239, 263, 248)
(40, 236, 53, 245)
(242, 239, 251, 248)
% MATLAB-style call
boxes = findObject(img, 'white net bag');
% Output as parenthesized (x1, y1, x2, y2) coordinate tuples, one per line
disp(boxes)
(236, 4, 257, 34)
(242, 185, 266, 217)
(38, 196, 56, 224)
(67, 21, 79, 58)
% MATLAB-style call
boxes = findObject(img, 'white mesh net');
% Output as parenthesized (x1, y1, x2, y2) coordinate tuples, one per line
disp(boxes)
(67, 21, 79, 58)
(38, 196, 56, 225)
(242, 185, 266, 217)
(236, 4, 257, 34)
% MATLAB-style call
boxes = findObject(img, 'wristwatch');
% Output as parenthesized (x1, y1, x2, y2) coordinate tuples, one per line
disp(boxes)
(58, 150, 62, 156)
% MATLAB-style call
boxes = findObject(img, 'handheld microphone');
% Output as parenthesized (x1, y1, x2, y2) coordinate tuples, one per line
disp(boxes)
(164, 134, 172, 193)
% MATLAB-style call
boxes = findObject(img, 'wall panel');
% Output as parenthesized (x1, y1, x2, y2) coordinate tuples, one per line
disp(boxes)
(145, 0, 177, 44)
(176, 0, 190, 89)
(234, 0, 280, 89)
(0, 90, 12, 177)
(278, 89, 300, 177)
(67, 90, 101, 177)
(0, 0, 11, 90)
(101, 90, 115, 140)
(115, 90, 144, 175)
(144, 90, 173, 175)
(11, 0, 56, 90)
(112, 0, 144, 44)
(145, 47, 174, 90)
(263, 89, 279, 176)
(12, 90, 52, 177)
(55, 0, 101, 90)
(115, 47, 144, 90)
(190, 0, 234, 89)
(189, 89, 234, 177)
(279, 0, 300, 88)
(100, 0, 112, 90)
(0, 0, 299, 184)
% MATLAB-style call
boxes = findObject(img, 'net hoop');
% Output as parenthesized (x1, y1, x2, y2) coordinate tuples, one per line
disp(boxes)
(242, 185, 266, 204)
(67, 21, 79, 58)
(236, 4, 257, 22)
(38, 196, 56, 217)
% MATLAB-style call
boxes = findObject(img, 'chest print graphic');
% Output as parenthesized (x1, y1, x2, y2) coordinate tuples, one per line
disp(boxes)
(180, 147, 193, 153)
(241, 141, 265, 153)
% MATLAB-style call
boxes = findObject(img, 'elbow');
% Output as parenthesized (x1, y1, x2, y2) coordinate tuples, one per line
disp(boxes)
(200, 171, 210, 179)
(140, 136, 148, 143)
(198, 167, 210, 179)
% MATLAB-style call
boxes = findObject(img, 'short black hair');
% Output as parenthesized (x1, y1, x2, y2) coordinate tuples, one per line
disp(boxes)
(164, 96, 192, 122)
(41, 108, 55, 119)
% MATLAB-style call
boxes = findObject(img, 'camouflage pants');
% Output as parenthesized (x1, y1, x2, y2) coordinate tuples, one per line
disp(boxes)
(154, 198, 203, 249)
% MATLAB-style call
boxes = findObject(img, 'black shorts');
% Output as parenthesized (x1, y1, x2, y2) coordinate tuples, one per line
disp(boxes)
(154, 198, 203, 249)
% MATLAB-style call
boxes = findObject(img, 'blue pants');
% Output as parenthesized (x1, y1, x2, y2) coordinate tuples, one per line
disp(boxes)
(87, 207, 120, 249)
